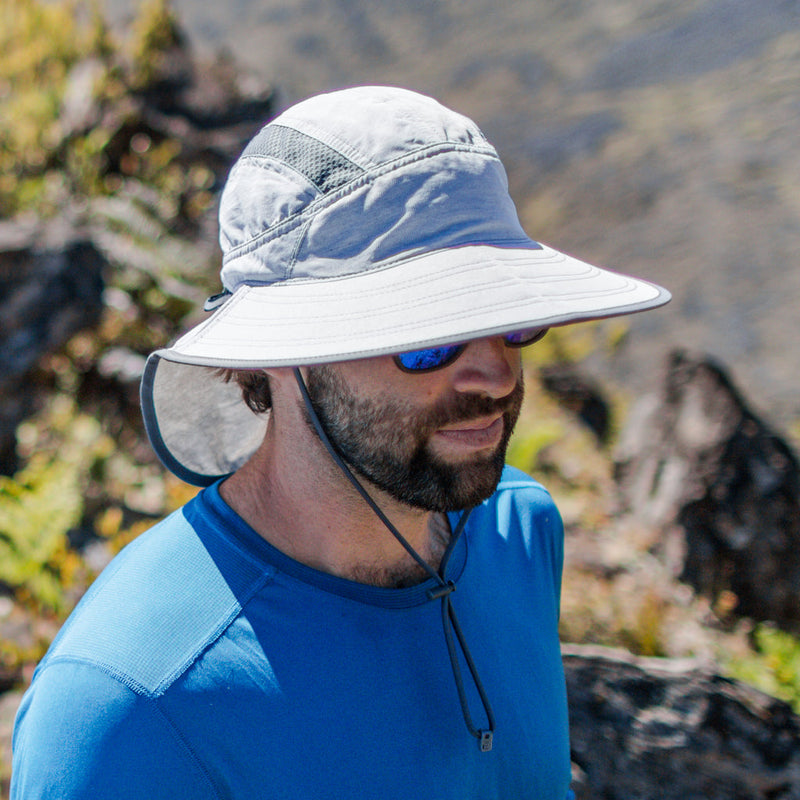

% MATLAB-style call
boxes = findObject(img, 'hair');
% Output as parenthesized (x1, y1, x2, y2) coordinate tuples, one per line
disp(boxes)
(215, 368, 272, 413)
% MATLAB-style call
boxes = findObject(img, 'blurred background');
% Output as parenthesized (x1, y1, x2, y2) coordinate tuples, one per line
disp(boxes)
(1, 0, 799, 794)
(103, 0, 800, 427)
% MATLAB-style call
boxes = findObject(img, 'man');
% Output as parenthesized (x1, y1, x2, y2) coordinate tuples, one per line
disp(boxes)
(11, 86, 669, 798)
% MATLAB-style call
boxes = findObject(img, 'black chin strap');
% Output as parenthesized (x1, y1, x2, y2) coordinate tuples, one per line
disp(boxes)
(293, 368, 495, 751)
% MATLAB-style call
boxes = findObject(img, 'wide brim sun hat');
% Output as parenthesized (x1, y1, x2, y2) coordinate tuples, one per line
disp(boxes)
(141, 85, 671, 486)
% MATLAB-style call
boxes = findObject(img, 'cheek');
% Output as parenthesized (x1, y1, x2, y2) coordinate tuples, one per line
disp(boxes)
(335, 356, 397, 387)
(338, 358, 450, 407)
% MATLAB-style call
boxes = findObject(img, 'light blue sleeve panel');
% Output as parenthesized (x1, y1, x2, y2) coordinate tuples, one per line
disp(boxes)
(9, 503, 258, 800)
(11, 660, 220, 799)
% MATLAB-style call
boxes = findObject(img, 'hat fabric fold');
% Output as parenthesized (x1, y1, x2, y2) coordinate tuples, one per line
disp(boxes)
(141, 85, 670, 485)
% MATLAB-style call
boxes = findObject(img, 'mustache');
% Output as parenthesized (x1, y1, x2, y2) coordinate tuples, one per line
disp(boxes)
(304, 364, 524, 449)
(421, 379, 524, 430)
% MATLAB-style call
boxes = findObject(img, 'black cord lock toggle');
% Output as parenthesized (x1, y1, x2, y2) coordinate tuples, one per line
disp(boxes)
(479, 730, 493, 752)
(427, 581, 456, 601)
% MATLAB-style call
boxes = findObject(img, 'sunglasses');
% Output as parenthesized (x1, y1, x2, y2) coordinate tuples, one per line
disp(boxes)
(394, 328, 549, 373)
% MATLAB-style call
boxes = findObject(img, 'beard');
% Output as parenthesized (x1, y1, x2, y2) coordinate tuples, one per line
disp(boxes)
(303, 365, 524, 512)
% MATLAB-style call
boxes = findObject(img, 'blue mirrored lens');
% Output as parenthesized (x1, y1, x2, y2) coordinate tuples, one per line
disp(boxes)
(395, 344, 462, 371)
(504, 327, 548, 346)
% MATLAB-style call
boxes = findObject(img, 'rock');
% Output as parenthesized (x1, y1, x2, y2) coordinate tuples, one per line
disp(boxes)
(0, 220, 107, 474)
(0, 229, 106, 378)
(141, 46, 275, 133)
(540, 363, 611, 444)
(615, 350, 800, 630)
(565, 644, 800, 800)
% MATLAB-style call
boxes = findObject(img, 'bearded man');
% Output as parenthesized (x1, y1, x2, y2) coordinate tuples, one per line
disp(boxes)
(11, 86, 669, 799)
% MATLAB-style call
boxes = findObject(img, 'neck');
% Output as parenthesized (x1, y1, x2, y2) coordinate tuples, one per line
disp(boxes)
(219, 420, 450, 588)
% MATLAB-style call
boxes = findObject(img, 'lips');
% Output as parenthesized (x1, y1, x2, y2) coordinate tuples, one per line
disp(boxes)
(433, 415, 504, 450)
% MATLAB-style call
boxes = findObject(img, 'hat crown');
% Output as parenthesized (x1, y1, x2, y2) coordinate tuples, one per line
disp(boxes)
(218, 86, 531, 291)
(270, 85, 489, 165)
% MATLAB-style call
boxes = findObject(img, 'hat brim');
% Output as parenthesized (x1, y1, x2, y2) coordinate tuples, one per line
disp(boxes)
(157, 242, 670, 368)
(142, 242, 670, 485)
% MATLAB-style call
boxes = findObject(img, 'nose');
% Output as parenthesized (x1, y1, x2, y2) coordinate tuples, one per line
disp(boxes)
(449, 336, 520, 398)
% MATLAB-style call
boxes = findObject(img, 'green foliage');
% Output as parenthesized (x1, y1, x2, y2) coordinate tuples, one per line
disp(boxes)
(0, 0, 221, 625)
(129, 0, 183, 87)
(725, 625, 800, 713)
(0, 0, 104, 213)
(0, 397, 113, 613)
(617, 590, 668, 658)
(0, 456, 83, 612)
(506, 418, 565, 474)
(559, 570, 670, 658)
(523, 318, 631, 369)
(789, 418, 800, 454)
(0, 0, 203, 217)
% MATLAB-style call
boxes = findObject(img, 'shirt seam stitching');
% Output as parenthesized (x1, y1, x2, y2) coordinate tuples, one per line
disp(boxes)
(24, 658, 225, 799)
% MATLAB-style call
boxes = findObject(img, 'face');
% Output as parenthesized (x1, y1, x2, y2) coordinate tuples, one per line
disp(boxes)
(304, 359, 524, 512)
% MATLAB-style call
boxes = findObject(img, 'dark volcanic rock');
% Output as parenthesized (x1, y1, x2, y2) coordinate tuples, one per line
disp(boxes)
(0, 225, 106, 378)
(0, 221, 107, 474)
(540, 363, 611, 444)
(615, 350, 800, 630)
(565, 644, 800, 800)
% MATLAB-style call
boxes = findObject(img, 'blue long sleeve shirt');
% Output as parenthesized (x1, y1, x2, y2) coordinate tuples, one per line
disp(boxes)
(12, 466, 571, 798)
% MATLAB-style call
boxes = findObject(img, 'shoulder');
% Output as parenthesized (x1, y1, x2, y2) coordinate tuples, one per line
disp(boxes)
(494, 464, 557, 503)
(460, 465, 564, 563)
(11, 489, 275, 798)
(38, 491, 273, 697)
(12, 660, 219, 799)
(489, 465, 562, 530)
